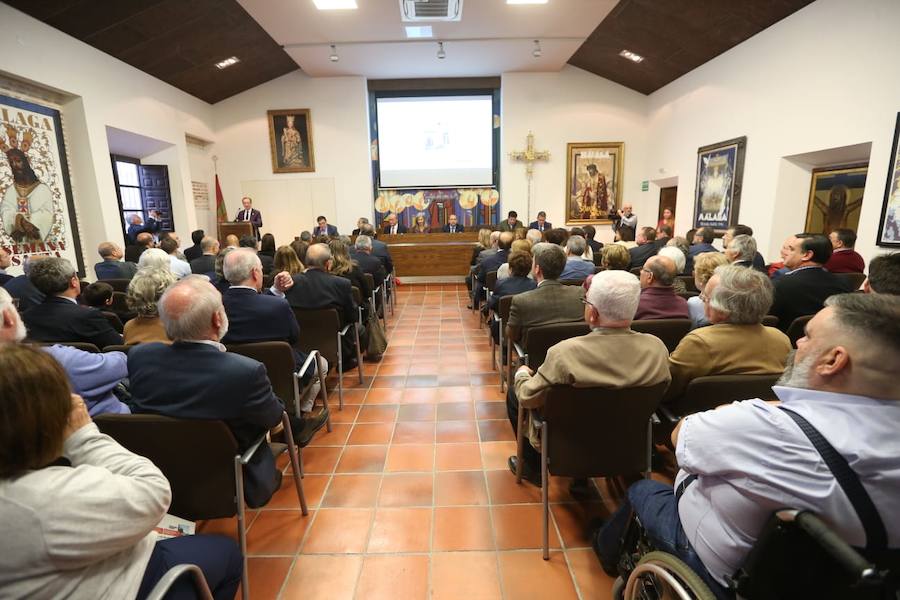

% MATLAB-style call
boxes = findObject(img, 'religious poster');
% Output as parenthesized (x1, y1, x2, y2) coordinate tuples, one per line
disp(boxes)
(877, 113, 900, 247)
(267, 108, 315, 174)
(693, 136, 747, 233)
(565, 142, 624, 225)
(804, 164, 867, 235)
(0, 94, 84, 275)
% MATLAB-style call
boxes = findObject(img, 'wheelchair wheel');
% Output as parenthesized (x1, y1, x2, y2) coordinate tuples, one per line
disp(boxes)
(623, 551, 717, 600)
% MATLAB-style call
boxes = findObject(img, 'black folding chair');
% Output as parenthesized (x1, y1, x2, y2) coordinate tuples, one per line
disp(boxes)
(363, 272, 386, 329)
(631, 319, 692, 353)
(786, 315, 814, 348)
(103, 278, 131, 293)
(146, 564, 213, 600)
(659, 373, 781, 421)
(835, 272, 867, 291)
(292, 307, 362, 409)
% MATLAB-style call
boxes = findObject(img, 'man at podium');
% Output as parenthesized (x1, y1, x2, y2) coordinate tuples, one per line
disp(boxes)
(235, 196, 262, 239)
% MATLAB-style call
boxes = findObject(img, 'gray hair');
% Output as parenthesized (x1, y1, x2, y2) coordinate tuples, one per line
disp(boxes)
(728, 234, 757, 262)
(526, 229, 543, 245)
(305, 243, 332, 269)
(299, 231, 312, 242)
(667, 236, 690, 257)
(158, 276, 224, 341)
(646, 256, 675, 286)
(138, 248, 171, 271)
(97, 242, 117, 259)
(825, 293, 900, 356)
(566, 235, 587, 257)
(28, 257, 76, 295)
(126, 267, 177, 316)
(200, 236, 218, 253)
(223, 248, 261, 284)
(657, 246, 686, 275)
(709, 264, 773, 324)
(339, 235, 352, 246)
(355, 235, 373, 251)
(587, 270, 641, 322)
(360, 224, 376, 237)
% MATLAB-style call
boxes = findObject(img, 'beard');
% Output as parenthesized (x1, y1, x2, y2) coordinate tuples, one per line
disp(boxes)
(777, 349, 817, 389)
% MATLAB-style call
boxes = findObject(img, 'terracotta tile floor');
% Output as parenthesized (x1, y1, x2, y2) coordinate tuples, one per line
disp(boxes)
(198, 284, 624, 599)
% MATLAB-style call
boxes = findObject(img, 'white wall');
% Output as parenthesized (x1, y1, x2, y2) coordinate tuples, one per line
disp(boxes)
(0, 4, 214, 275)
(212, 71, 372, 239)
(501, 66, 649, 243)
(644, 0, 900, 263)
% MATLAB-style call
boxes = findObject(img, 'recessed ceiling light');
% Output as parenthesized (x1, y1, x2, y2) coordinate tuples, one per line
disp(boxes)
(507, 0, 549, 4)
(313, 0, 357, 9)
(619, 49, 644, 63)
(405, 26, 433, 38)
(214, 56, 240, 69)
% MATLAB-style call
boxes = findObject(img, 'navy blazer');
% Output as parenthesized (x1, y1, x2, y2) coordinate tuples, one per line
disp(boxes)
(3, 275, 44, 312)
(352, 251, 388, 285)
(689, 242, 718, 257)
(94, 259, 138, 280)
(312, 224, 338, 237)
(128, 342, 284, 507)
(183, 244, 203, 263)
(560, 258, 595, 281)
(488, 276, 536, 312)
(370, 239, 394, 274)
(382, 224, 408, 235)
(23, 296, 122, 348)
(286, 268, 356, 327)
(771, 267, 852, 331)
(0, 273, 12, 286)
(629, 243, 659, 270)
(190, 254, 216, 275)
(441, 223, 465, 233)
(478, 249, 509, 282)
(528, 221, 552, 232)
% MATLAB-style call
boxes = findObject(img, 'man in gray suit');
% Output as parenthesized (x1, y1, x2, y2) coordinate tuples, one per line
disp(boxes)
(506, 243, 585, 344)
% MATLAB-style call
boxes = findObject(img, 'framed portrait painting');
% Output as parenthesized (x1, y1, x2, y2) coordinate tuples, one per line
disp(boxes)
(877, 113, 900, 247)
(267, 108, 315, 174)
(565, 142, 624, 225)
(693, 136, 747, 233)
(0, 93, 85, 276)
(804, 164, 867, 235)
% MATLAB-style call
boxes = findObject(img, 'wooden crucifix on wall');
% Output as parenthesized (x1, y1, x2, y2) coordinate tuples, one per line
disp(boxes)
(509, 131, 550, 220)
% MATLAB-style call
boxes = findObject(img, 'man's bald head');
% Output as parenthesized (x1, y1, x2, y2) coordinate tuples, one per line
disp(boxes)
(644, 255, 676, 287)
(158, 276, 228, 342)
(136, 232, 153, 248)
(498, 231, 514, 250)
(305, 243, 332, 269)
(97, 242, 121, 259)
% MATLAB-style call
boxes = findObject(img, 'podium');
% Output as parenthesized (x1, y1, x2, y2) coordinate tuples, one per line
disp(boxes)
(218, 222, 254, 243)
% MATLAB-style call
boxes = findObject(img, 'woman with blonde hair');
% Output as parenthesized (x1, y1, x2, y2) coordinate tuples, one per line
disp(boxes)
(688, 251, 730, 329)
(601, 244, 631, 271)
(411, 213, 431, 234)
(274, 245, 304, 275)
(328, 238, 371, 303)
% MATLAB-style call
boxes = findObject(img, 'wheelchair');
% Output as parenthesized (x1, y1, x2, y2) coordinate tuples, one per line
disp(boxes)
(612, 508, 899, 600)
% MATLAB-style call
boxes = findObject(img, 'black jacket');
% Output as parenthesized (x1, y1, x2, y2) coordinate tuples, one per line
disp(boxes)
(770, 266, 852, 331)
(352, 251, 388, 285)
(629, 243, 659, 270)
(4, 274, 45, 312)
(441, 223, 465, 233)
(128, 342, 284, 507)
(286, 268, 356, 327)
(190, 254, 217, 275)
(183, 244, 203, 263)
(23, 296, 122, 348)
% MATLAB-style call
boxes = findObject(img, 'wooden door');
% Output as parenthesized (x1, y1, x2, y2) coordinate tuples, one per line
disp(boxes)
(139, 164, 174, 231)
(658, 186, 677, 225)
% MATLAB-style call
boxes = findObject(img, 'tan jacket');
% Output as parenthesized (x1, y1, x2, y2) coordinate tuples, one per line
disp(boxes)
(665, 323, 790, 402)
(506, 279, 585, 342)
(515, 328, 671, 410)
(123, 315, 172, 345)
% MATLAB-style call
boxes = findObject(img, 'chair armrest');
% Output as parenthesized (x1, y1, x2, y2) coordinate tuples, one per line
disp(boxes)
(657, 405, 679, 424)
(339, 324, 352, 336)
(295, 350, 319, 380)
(531, 410, 544, 430)
(146, 564, 213, 600)
(513, 342, 527, 366)
(240, 433, 269, 465)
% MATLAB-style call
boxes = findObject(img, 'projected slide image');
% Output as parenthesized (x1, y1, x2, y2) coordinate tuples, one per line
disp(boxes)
(377, 95, 494, 188)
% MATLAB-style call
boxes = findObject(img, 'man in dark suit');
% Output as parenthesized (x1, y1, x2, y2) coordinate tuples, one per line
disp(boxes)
(360, 225, 393, 274)
(3, 256, 45, 312)
(125, 210, 161, 244)
(352, 236, 388, 286)
(654, 225, 673, 250)
(382, 213, 407, 235)
(94, 242, 138, 280)
(124, 232, 154, 264)
(723, 224, 765, 271)
(236, 197, 263, 240)
(629, 227, 659, 269)
(473, 231, 513, 308)
(221, 249, 327, 413)
(313, 215, 338, 238)
(771, 234, 852, 331)
(499, 210, 524, 232)
(0, 248, 13, 286)
(441, 214, 465, 233)
(239, 235, 274, 274)
(128, 276, 290, 507)
(528, 211, 551, 233)
(22, 257, 122, 348)
(286, 243, 361, 369)
(689, 227, 719, 257)
(583, 225, 602, 256)
(183, 229, 205, 263)
(190, 236, 220, 275)
(351, 217, 370, 237)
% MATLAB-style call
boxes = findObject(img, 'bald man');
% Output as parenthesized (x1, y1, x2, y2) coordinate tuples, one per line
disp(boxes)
(94, 242, 138, 280)
(634, 255, 689, 320)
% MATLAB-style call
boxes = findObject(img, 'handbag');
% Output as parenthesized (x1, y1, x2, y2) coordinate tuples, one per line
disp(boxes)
(366, 299, 387, 357)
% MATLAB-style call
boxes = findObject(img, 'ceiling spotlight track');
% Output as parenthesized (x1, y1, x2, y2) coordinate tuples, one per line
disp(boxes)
(329, 44, 339, 62)
(436, 41, 446, 59)
(532, 39, 541, 58)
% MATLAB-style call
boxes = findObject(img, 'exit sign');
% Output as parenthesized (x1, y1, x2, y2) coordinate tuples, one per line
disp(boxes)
(641, 180, 649, 191)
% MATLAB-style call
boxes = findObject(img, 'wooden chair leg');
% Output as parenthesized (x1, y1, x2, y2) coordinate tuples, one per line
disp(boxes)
(541, 421, 549, 561)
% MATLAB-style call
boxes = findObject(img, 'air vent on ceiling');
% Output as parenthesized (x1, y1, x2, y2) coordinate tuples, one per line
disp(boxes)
(400, 0, 463, 22)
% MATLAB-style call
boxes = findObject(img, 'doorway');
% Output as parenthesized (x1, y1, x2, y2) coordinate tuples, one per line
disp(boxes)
(658, 185, 677, 229)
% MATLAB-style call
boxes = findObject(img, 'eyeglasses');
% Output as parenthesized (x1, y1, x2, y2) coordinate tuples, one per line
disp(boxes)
(699, 293, 709, 303)
(581, 298, 599, 311)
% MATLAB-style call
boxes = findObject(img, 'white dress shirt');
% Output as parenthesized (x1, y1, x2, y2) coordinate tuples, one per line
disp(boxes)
(168, 255, 192, 279)
(675, 386, 900, 585)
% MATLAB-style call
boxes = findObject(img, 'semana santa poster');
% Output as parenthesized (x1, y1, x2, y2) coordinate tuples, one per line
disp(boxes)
(0, 93, 84, 276)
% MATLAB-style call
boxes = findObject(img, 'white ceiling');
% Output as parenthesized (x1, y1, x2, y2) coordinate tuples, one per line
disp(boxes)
(237, 0, 616, 79)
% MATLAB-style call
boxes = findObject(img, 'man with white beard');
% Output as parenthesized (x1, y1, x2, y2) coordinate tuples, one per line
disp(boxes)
(0, 286, 129, 415)
(593, 293, 900, 595)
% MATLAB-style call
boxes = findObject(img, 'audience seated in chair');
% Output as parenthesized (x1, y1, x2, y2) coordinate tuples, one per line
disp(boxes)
(687, 252, 729, 329)
(239, 235, 274, 275)
(124, 231, 154, 264)
(666, 236, 693, 275)
(629, 227, 659, 270)
(329, 239, 371, 316)
(560, 235, 595, 280)
(634, 255, 689, 321)
(723, 224, 766, 271)
(656, 247, 688, 295)
(489, 250, 537, 344)
(220, 248, 326, 415)
(825, 228, 865, 274)
(124, 267, 175, 345)
(23, 257, 122, 349)
(770, 234, 852, 331)
(183, 229, 204, 263)
(158, 237, 191, 280)
(0, 247, 11, 286)
(496, 240, 533, 281)
(352, 235, 388, 285)
(209, 247, 237, 294)
(189, 236, 219, 276)
(473, 231, 514, 308)
(865, 252, 900, 295)
(128, 276, 292, 507)
(506, 242, 585, 344)
(507, 270, 671, 485)
(359, 224, 394, 275)
(275, 244, 305, 275)
(689, 227, 719, 257)
(664, 265, 791, 404)
(94, 241, 138, 280)
(0, 344, 243, 599)
(0, 287, 129, 415)
(593, 293, 900, 598)
(725, 234, 765, 273)
(3, 255, 46, 313)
